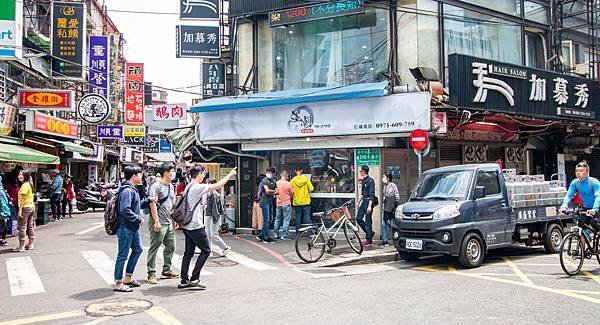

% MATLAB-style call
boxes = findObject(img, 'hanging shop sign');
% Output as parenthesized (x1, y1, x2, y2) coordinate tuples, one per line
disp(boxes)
(152, 103, 187, 121)
(144, 134, 160, 153)
(432, 112, 447, 134)
(355, 148, 380, 166)
(202, 62, 225, 96)
(122, 125, 146, 146)
(25, 111, 78, 139)
(199, 92, 430, 142)
(72, 141, 104, 162)
(176, 25, 220, 58)
(97, 125, 122, 139)
(77, 94, 111, 124)
(180, 0, 220, 20)
(159, 139, 173, 153)
(448, 54, 600, 121)
(125, 63, 144, 123)
(18, 89, 75, 111)
(88, 35, 110, 97)
(51, 2, 85, 79)
(0, 0, 23, 59)
(269, 0, 365, 27)
(0, 101, 16, 135)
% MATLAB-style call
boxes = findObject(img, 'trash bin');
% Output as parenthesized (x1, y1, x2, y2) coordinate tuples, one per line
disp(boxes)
(225, 208, 236, 230)
(36, 199, 50, 225)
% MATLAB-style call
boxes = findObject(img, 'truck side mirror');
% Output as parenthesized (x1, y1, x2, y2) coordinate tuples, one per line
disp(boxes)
(474, 186, 486, 199)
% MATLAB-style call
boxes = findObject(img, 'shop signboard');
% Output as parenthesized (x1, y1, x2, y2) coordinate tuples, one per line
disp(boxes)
(202, 62, 225, 96)
(25, 111, 78, 139)
(72, 141, 104, 162)
(159, 139, 173, 153)
(0, 0, 23, 59)
(152, 103, 187, 121)
(51, 2, 85, 79)
(432, 112, 447, 134)
(0, 101, 16, 135)
(97, 125, 122, 139)
(144, 134, 160, 153)
(449, 54, 600, 121)
(125, 63, 144, 123)
(355, 149, 380, 166)
(180, 0, 220, 20)
(77, 94, 111, 124)
(123, 125, 146, 146)
(269, 0, 364, 27)
(18, 89, 75, 111)
(199, 92, 431, 142)
(176, 25, 220, 58)
(88, 36, 110, 97)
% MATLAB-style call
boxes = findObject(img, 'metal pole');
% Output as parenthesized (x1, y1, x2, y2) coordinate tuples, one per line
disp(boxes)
(418, 150, 422, 178)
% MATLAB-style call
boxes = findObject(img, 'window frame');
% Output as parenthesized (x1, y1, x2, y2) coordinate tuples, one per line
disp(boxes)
(475, 170, 502, 198)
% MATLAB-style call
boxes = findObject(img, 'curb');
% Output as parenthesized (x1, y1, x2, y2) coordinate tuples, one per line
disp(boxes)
(319, 251, 399, 268)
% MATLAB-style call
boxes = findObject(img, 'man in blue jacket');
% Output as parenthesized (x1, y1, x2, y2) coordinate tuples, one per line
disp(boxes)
(113, 166, 156, 292)
(50, 170, 63, 221)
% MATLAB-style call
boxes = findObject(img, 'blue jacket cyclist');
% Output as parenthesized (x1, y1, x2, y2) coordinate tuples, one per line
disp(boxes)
(560, 162, 600, 216)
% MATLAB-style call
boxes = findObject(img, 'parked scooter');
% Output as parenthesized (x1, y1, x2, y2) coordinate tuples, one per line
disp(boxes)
(76, 184, 116, 212)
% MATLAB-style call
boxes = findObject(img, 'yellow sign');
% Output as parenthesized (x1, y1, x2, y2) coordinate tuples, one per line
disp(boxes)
(123, 125, 146, 137)
(26, 92, 65, 106)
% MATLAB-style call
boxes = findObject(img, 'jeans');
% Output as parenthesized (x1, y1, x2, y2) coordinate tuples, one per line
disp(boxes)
(146, 221, 175, 275)
(294, 205, 311, 233)
(0, 217, 7, 240)
(181, 228, 211, 282)
(357, 201, 374, 243)
(114, 225, 143, 282)
(259, 200, 274, 239)
(381, 211, 394, 242)
(50, 192, 63, 220)
(205, 214, 228, 252)
(273, 204, 291, 239)
(61, 198, 73, 218)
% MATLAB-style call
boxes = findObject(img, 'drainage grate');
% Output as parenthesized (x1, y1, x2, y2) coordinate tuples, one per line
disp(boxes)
(85, 298, 153, 317)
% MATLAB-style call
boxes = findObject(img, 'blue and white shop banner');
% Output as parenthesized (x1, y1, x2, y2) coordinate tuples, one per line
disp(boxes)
(88, 36, 110, 97)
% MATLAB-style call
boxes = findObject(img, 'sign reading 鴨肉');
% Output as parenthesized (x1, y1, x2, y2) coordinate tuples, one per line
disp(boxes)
(88, 36, 110, 97)
(176, 25, 220, 58)
(18, 89, 75, 111)
(123, 125, 146, 146)
(269, 0, 365, 27)
(51, 2, 85, 78)
(152, 103, 187, 121)
(355, 148, 380, 166)
(202, 63, 225, 96)
(448, 54, 599, 120)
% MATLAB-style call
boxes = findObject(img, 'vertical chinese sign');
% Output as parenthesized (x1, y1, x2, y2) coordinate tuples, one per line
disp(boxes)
(51, 2, 85, 78)
(125, 63, 144, 124)
(88, 36, 110, 97)
(202, 63, 225, 96)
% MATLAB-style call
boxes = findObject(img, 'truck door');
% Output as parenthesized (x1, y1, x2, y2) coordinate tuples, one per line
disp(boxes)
(475, 170, 510, 246)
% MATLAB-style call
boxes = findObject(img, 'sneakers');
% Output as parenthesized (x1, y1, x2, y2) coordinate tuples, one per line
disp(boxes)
(220, 246, 231, 257)
(255, 235, 264, 242)
(161, 271, 179, 279)
(0, 240, 8, 246)
(147, 274, 158, 285)
(361, 241, 371, 247)
(262, 237, 275, 244)
(379, 241, 389, 247)
(25, 244, 34, 250)
(13, 246, 25, 252)
(178, 280, 206, 290)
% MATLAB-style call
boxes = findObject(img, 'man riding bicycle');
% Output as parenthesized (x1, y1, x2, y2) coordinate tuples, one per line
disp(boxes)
(559, 162, 600, 218)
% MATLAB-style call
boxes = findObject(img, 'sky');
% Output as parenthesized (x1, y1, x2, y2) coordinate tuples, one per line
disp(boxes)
(103, 0, 218, 105)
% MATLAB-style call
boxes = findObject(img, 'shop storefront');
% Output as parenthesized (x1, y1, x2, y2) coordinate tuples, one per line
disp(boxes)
(68, 142, 105, 184)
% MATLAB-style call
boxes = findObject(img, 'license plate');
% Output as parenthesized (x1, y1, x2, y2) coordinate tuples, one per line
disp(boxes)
(405, 239, 423, 250)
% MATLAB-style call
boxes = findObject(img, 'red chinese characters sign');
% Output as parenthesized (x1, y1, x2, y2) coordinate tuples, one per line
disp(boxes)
(152, 103, 187, 121)
(125, 63, 144, 124)
(18, 89, 75, 111)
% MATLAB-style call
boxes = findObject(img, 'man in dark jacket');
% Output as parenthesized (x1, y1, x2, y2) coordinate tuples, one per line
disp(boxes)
(356, 165, 376, 246)
(113, 166, 156, 292)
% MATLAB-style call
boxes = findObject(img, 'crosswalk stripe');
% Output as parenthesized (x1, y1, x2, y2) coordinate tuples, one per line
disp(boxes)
(6, 256, 46, 296)
(226, 251, 276, 271)
(81, 250, 114, 285)
(143, 246, 213, 276)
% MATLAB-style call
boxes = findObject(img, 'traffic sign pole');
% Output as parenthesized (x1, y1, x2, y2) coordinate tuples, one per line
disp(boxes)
(409, 129, 429, 178)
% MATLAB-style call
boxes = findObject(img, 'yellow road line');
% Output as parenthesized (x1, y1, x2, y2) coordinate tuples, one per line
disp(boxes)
(0, 310, 84, 325)
(146, 307, 184, 325)
(582, 271, 600, 286)
(502, 256, 534, 286)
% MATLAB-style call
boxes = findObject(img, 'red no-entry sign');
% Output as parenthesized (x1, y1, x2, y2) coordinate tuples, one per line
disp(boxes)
(409, 129, 429, 151)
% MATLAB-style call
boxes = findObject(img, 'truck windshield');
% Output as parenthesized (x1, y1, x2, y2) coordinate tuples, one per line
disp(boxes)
(410, 170, 472, 201)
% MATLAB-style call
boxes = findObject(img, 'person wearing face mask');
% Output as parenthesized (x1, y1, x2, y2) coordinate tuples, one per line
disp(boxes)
(146, 163, 178, 285)
(381, 173, 400, 247)
(256, 167, 278, 243)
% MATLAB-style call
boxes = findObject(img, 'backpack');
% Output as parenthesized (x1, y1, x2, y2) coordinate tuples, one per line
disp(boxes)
(104, 187, 129, 235)
(171, 185, 203, 227)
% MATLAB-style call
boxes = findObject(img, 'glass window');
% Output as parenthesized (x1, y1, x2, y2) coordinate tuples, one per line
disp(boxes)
(525, 32, 545, 69)
(444, 4, 523, 65)
(268, 7, 388, 91)
(465, 0, 520, 16)
(476, 171, 501, 196)
(524, 1, 549, 24)
(411, 170, 473, 200)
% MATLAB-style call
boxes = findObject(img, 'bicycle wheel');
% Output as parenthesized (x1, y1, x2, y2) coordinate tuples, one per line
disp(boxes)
(559, 233, 584, 276)
(343, 222, 363, 255)
(295, 228, 326, 263)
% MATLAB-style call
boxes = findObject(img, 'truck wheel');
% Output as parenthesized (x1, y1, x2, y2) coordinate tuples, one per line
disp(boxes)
(459, 233, 484, 268)
(543, 224, 563, 254)
(399, 251, 420, 262)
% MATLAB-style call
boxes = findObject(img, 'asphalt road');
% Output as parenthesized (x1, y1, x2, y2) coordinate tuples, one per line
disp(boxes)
(1, 212, 600, 324)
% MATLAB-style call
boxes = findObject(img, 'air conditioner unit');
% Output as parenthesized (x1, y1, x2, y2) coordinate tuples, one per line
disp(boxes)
(463, 145, 487, 163)
(505, 147, 525, 163)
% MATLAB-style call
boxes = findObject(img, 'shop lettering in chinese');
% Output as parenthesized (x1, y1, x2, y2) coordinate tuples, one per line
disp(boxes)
(202, 63, 225, 96)
(26, 111, 78, 138)
(0, 101, 16, 136)
(88, 36, 110, 97)
(18, 89, 75, 111)
(269, 0, 364, 27)
(449, 54, 599, 120)
(122, 125, 146, 146)
(152, 103, 187, 121)
(97, 125, 122, 139)
(125, 63, 144, 123)
(51, 2, 85, 78)
(176, 25, 220, 58)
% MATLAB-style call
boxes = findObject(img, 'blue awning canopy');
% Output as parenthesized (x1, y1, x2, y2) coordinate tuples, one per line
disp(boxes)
(190, 81, 389, 113)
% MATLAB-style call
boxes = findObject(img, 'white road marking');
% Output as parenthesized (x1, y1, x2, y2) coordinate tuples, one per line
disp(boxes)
(80, 250, 115, 285)
(226, 251, 276, 271)
(143, 247, 213, 276)
(6, 256, 46, 296)
(76, 222, 105, 235)
(302, 262, 398, 279)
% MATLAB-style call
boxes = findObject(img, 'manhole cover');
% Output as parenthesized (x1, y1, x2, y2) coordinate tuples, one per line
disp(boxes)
(205, 259, 238, 267)
(85, 298, 153, 317)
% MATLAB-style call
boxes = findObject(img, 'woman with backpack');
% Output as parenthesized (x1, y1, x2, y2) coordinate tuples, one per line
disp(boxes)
(205, 179, 230, 257)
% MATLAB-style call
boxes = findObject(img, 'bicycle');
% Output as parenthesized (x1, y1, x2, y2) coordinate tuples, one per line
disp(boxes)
(295, 200, 363, 263)
(559, 209, 600, 276)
